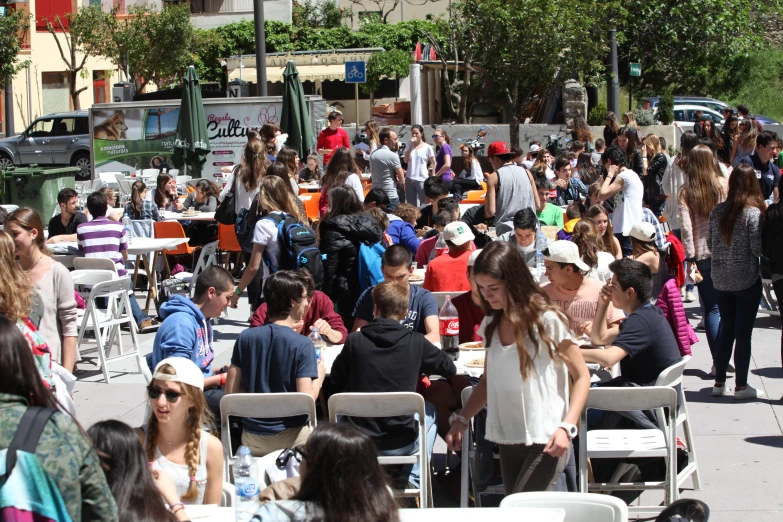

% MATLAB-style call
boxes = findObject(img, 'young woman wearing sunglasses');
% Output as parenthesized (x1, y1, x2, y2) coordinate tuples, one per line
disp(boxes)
(137, 357, 223, 505)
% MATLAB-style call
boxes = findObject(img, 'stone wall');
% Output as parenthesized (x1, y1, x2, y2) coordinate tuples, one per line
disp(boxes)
(562, 80, 588, 127)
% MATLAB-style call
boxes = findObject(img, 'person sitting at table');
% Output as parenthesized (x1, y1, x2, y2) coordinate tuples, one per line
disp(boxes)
(388, 203, 421, 255)
(226, 271, 326, 457)
(77, 192, 159, 333)
(149, 265, 234, 425)
(495, 208, 540, 268)
(542, 241, 624, 335)
(331, 281, 456, 491)
(181, 179, 220, 246)
(423, 221, 474, 292)
(98, 187, 123, 222)
(420, 196, 461, 240)
(535, 177, 565, 228)
(250, 268, 347, 344)
(352, 245, 440, 344)
(416, 179, 450, 229)
(147, 173, 182, 212)
(362, 187, 390, 211)
(46, 187, 87, 244)
(125, 180, 163, 221)
(556, 202, 585, 241)
(415, 209, 456, 266)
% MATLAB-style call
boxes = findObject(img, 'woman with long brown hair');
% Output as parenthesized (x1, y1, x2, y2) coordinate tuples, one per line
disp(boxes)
(642, 134, 669, 217)
(662, 131, 700, 232)
(266, 162, 307, 220)
(616, 126, 644, 176)
(571, 218, 615, 281)
(708, 164, 765, 400)
(137, 358, 223, 505)
(731, 117, 760, 166)
(125, 180, 163, 221)
(219, 139, 270, 214)
(260, 122, 281, 160)
(445, 241, 590, 494)
(587, 204, 621, 259)
(5, 208, 77, 372)
(603, 111, 621, 145)
(571, 115, 594, 151)
(701, 119, 725, 154)
(275, 146, 301, 193)
(318, 147, 364, 217)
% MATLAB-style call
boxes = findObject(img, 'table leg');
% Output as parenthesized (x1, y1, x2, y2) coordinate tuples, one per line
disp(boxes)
(162, 250, 172, 279)
(144, 252, 161, 315)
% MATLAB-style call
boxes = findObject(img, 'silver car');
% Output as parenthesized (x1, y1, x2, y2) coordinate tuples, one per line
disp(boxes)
(0, 111, 91, 179)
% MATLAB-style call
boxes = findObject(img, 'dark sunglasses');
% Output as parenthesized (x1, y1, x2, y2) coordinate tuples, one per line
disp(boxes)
(275, 446, 307, 468)
(147, 385, 184, 403)
(432, 134, 440, 139)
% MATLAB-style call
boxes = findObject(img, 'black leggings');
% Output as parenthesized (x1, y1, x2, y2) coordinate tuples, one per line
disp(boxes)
(773, 279, 783, 375)
(451, 178, 481, 200)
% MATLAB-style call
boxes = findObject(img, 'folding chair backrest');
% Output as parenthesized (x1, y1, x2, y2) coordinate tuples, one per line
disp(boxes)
(499, 492, 628, 522)
(73, 257, 118, 273)
(71, 270, 116, 287)
(328, 392, 425, 421)
(87, 278, 133, 300)
(190, 240, 220, 292)
(218, 223, 242, 252)
(154, 221, 187, 239)
(585, 386, 677, 413)
(654, 356, 689, 388)
(131, 219, 155, 239)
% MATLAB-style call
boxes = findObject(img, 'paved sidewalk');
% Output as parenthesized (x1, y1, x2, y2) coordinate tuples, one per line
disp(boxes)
(71, 294, 783, 519)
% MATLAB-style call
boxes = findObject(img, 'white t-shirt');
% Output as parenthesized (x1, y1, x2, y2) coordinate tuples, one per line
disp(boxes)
(587, 251, 616, 282)
(406, 144, 435, 182)
(480, 311, 576, 445)
(252, 212, 283, 280)
(219, 170, 260, 213)
(613, 169, 644, 236)
(345, 173, 365, 202)
(465, 159, 484, 183)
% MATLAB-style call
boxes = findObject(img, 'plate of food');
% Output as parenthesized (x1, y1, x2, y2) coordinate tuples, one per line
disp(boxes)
(464, 358, 485, 368)
(459, 341, 484, 350)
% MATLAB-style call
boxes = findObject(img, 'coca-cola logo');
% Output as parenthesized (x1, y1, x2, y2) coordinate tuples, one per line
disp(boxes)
(446, 320, 459, 330)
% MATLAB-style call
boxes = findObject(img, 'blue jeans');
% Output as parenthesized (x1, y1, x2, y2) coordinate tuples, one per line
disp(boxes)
(128, 294, 150, 327)
(714, 278, 762, 387)
(695, 258, 720, 358)
(377, 401, 437, 489)
(385, 198, 401, 213)
(614, 233, 632, 258)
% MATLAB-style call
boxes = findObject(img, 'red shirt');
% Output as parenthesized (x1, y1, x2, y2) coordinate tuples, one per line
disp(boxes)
(423, 249, 472, 292)
(316, 127, 350, 165)
(249, 290, 348, 344)
(452, 291, 485, 344)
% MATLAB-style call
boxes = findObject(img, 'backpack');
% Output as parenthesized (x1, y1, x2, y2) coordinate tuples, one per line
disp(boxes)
(262, 213, 324, 289)
(160, 278, 190, 304)
(235, 195, 263, 254)
(357, 242, 385, 292)
(0, 407, 73, 522)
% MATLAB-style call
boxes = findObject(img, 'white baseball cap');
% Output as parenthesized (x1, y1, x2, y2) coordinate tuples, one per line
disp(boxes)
(442, 222, 475, 246)
(529, 144, 540, 153)
(544, 241, 590, 272)
(152, 357, 205, 391)
(468, 249, 483, 267)
(629, 222, 656, 243)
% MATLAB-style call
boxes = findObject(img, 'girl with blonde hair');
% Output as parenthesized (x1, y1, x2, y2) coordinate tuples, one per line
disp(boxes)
(642, 134, 669, 217)
(587, 204, 621, 259)
(731, 117, 760, 166)
(219, 139, 270, 214)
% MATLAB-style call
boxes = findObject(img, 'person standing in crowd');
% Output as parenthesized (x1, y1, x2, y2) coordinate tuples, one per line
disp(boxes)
(250, 269, 347, 344)
(594, 145, 644, 257)
(763, 193, 783, 382)
(260, 123, 281, 161)
(220, 139, 269, 215)
(575, 152, 599, 185)
(370, 128, 406, 212)
(571, 218, 617, 282)
(709, 164, 766, 400)
(592, 138, 606, 166)
(452, 144, 485, 201)
(266, 163, 307, 219)
(739, 130, 780, 206)
(721, 116, 739, 164)
(432, 128, 454, 191)
(702, 120, 725, 159)
(642, 134, 668, 217)
(46, 187, 87, 244)
(587, 205, 622, 259)
(253, 424, 400, 522)
(423, 221, 474, 292)
(0, 315, 118, 521)
(275, 147, 302, 195)
(148, 174, 182, 212)
(318, 147, 365, 217)
(5, 208, 77, 372)
(139, 358, 224, 505)
(731, 118, 760, 166)
(361, 120, 381, 160)
(316, 112, 350, 166)
(388, 203, 421, 255)
(353, 245, 439, 343)
(679, 144, 728, 369)
(404, 124, 435, 206)
(484, 141, 539, 236)
(227, 272, 326, 456)
(496, 208, 541, 267)
(230, 176, 304, 312)
(571, 115, 594, 152)
(522, 142, 542, 169)
(125, 180, 163, 221)
(445, 241, 590, 494)
(78, 192, 159, 332)
(535, 178, 565, 228)
(604, 112, 621, 145)
(320, 185, 383, 329)
(616, 127, 644, 176)
(331, 281, 456, 492)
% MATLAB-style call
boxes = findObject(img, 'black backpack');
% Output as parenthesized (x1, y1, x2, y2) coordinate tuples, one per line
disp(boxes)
(261, 213, 324, 289)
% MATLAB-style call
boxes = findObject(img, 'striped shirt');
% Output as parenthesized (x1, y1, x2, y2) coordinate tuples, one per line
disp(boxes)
(77, 216, 128, 276)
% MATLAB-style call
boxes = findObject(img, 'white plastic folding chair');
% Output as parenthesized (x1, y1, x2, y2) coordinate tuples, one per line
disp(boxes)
(499, 491, 628, 522)
(72, 268, 117, 362)
(220, 483, 235, 507)
(578, 386, 678, 516)
(114, 174, 133, 206)
(459, 386, 504, 508)
(654, 356, 700, 490)
(432, 292, 459, 309)
(175, 240, 220, 293)
(74, 277, 146, 383)
(219, 393, 317, 483)
(98, 172, 121, 189)
(328, 392, 433, 508)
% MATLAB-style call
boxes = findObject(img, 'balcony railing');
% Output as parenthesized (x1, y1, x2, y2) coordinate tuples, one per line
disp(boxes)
(190, 0, 253, 14)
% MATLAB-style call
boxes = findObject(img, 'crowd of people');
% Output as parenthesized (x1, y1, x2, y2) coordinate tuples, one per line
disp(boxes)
(0, 105, 778, 519)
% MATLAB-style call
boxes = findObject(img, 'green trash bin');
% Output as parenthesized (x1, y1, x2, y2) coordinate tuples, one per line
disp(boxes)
(2, 165, 78, 220)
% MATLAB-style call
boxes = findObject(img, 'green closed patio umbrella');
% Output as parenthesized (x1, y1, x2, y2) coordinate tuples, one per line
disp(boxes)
(172, 65, 211, 177)
(281, 61, 315, 159)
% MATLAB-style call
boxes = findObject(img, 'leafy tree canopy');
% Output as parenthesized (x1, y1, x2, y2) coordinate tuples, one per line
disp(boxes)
(0, 10, 29, 90)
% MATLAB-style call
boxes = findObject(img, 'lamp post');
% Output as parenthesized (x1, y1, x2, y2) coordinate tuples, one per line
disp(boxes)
(608, 27, 620, 116)
(253, 0, 267, 96)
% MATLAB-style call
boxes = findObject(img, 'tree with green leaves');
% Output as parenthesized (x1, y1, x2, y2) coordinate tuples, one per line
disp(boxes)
(0, 10, 29, 90)
(361, 50, 412, 107)
(460, 0, 610, 145)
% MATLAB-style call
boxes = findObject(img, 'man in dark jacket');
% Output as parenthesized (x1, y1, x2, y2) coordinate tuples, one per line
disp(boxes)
(331, 281, 456, 489)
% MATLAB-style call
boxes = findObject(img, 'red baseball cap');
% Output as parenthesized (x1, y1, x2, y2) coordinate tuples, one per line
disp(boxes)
(487, 141, 511, 157)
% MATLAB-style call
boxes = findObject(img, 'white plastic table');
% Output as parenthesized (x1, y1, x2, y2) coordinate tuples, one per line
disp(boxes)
(161, 210, 216, 222)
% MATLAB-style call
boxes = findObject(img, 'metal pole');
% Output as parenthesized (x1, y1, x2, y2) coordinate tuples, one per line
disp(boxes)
(26, 65, 31, 124)
(4, 77, 13, 136)
(608, 27, 620, 116)
(355, 83, 359, 133)
(253, 0, 267, 96)
(629, 77, 632, 112)
(239, 50, 243, 81)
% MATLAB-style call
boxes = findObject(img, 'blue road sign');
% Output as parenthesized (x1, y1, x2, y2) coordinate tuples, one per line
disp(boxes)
(345, 61, 366, 84)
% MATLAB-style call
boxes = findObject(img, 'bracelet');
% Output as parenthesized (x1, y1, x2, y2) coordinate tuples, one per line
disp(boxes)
(169, 502, 185, 512)
(448, 412, 469, 426)
(220, 373, 227, 387)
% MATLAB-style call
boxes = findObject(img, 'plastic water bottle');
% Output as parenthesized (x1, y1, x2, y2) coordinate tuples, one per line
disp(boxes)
(535, 230, 547, 271)
(234, 446, 259, 521)
(122, 215, 133, 244)
(308, 326, 325, 360)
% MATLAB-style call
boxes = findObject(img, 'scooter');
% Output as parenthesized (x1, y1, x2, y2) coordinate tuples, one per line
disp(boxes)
(456, 125, 489, 156)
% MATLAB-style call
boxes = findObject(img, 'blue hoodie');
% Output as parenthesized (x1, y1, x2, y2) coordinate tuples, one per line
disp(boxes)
(387, 214, 420, 255)
(149, 295, 215, 376)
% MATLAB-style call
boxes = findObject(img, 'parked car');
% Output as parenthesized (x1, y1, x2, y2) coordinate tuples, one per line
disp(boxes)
(643, 96, 780, 125)
(0, 111, 91, 180)
(673, 105, 725, 128)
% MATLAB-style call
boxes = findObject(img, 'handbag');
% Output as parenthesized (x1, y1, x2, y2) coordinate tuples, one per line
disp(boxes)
(215, 167, 238, 225)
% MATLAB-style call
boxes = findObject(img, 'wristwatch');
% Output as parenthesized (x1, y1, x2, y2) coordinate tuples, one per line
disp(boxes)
(559, 422, 578, 439)
(234, 286, 242, 296)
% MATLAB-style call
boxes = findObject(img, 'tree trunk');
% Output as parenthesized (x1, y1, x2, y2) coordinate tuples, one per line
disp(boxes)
(457, 60, 471, 124)
(508, 115, 520, 149)
(69, 70, 80, 110)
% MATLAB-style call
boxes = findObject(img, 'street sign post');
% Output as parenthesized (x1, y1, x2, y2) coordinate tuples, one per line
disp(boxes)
(629, 62, 641, 111)
(345, 61, 366, 131)
(630, 63, 642, 77)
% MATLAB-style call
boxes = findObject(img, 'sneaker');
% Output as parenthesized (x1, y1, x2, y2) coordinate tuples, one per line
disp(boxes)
(685, 291, 696, 303)
(139, 318, 160, 333)
(695, 317, 705, 332)
(712, 384, 727, 396)
(680, 287, 686, 299)
(733, 385, 765, 400)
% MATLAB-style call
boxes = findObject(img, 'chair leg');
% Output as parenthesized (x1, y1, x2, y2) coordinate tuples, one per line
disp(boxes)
(681, 401, 701, 490)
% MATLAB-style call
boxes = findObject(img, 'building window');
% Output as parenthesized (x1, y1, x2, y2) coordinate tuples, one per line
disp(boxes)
(41, 72, 70, 114)
(35, 0, 74, 31)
